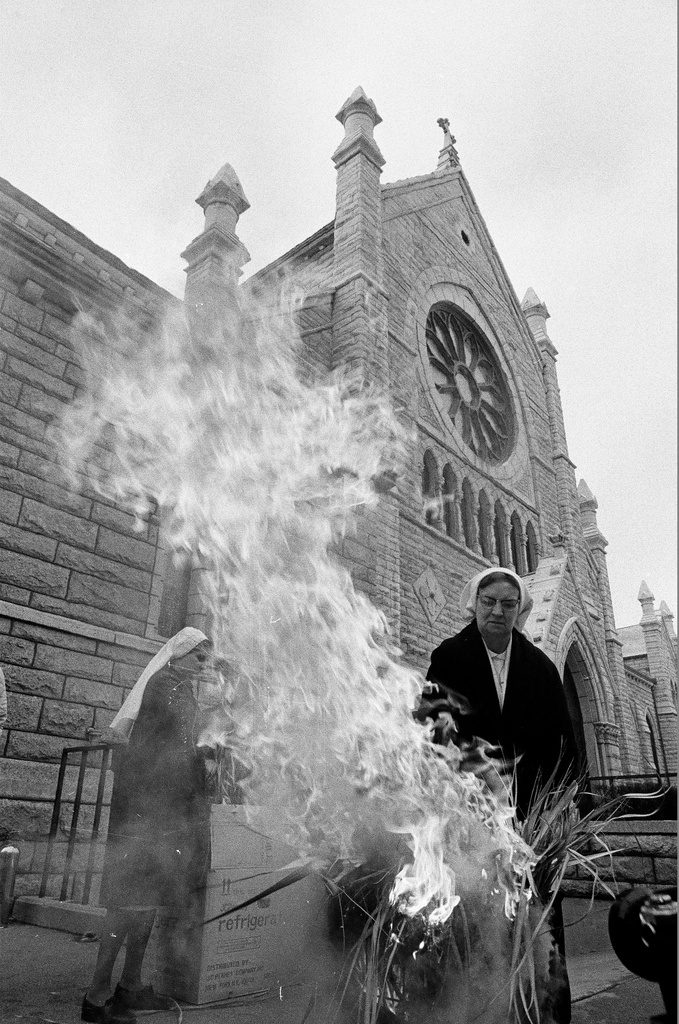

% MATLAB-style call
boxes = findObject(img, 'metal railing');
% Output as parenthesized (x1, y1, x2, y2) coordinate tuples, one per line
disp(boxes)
(587, 772, 676, 817)
(37, 752, 674, 905)
(39, 742, 113, 903)
(589, 772, 674, 794)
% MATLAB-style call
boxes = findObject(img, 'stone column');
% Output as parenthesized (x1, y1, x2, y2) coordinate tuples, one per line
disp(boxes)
(638, 583, 678, 772)
(182, 162, 251, 322)
(179, 163, 251, 633)
(522, 289, 579, 561)
(330, 88, 401, 638)
(331, 86, 387, 380)
(594, 721, 622, 776)
(510, 515, 528, 575)
(577, 478, 628, 739)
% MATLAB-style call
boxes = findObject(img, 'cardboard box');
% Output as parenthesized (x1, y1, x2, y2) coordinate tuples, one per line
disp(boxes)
(145, 805, 330, 1005)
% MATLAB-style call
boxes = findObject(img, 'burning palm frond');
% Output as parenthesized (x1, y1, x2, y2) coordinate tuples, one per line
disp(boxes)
(505, 762, 654, 1023)
(329, 760, 652, 1024)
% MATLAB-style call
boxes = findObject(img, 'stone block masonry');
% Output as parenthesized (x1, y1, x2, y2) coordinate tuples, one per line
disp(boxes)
(0, 601, 161, 896)
(0, 175, 179, 896)
(0, 603, 161, 767)
(563, 820, 677, 895)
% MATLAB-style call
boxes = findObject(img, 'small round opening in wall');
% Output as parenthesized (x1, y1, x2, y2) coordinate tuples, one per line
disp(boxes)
(461, 230, 470, 245)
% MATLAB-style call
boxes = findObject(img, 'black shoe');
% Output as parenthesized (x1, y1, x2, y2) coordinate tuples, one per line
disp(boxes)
(81, 996, 136, 1024)
(112, 985, 174, 1013)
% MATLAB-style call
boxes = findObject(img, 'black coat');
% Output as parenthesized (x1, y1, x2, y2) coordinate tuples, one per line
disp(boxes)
(422, 620, 577, 818)
(101, 667, 210, 910)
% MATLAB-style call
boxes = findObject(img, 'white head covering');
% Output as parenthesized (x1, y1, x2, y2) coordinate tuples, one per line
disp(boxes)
(460, 567, 533, 631)
(110, 626, 209, 739)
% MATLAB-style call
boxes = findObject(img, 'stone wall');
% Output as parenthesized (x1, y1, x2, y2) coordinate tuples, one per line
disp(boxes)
(0, 177, 174, 893)
(563, 819, 677, 897)
(1, 745, 114, 901)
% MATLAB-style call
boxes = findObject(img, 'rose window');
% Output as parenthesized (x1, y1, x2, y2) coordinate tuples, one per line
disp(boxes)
(425, 303, 514, 463)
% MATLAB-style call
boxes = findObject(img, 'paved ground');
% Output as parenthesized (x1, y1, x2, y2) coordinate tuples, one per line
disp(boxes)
(0, 916, 670, 1024)
(569, 953, 667, 1024)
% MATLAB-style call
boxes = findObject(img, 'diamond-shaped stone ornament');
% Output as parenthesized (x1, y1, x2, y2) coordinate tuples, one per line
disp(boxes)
(414, 566, 446, 625)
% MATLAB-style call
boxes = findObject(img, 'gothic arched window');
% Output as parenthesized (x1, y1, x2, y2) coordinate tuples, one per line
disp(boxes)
(422, 450, 442, 529)
(494, 500, 510, 567)
(510, 512, 527, 575)
(442, 464, 460, 541)
(477, 489, 493, 560)
(461, 478, 477, 550)
(525, 521, 539, 572)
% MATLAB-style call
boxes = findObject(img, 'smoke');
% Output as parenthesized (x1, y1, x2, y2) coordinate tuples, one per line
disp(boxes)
(55, 275, 536, 1003)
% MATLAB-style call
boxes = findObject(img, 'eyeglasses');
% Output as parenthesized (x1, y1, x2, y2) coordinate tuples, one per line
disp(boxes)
(478, 596, 520, 612)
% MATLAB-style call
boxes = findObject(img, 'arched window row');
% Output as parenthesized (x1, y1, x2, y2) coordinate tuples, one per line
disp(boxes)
(421, 450, 540, 574)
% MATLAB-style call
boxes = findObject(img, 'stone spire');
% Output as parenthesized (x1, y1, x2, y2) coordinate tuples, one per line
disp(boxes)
(435, 117, 460, 172)
(577, 477, 596, 506)
(196, 163, 250, 233)
(638, 580, 656, 620)
(181, 162, 251, 314)
(332, 87, 385, 172)
(521, 288, 555, 354)
(577, 478, 605, 541)
(660, 601, 676, 637)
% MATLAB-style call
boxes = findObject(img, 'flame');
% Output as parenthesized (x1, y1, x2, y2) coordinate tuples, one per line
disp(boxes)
(55, 275, 534, 933)
(390, 815, 460, 924)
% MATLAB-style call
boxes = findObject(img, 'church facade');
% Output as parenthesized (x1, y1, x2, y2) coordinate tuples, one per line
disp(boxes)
(0, 87, 675, 895)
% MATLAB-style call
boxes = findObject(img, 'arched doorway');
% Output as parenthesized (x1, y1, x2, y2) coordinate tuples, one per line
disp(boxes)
(563, 661, 589, 783)
(556, 619, 616, 778)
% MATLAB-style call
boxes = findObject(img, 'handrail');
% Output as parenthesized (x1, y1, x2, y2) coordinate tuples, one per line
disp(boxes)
(585, 772, 676, 819)
(39, 742, 113, 902)
(588, 772, 675, 789)
(83, 742, 112, 904)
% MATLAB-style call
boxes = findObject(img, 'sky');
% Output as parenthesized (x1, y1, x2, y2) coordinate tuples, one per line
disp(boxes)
(0, 0, 675, 629)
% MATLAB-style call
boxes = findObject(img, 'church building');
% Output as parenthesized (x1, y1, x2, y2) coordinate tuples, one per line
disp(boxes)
(0, 87, 675, 896)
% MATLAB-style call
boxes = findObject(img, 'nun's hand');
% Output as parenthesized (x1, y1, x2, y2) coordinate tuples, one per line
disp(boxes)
(100, 727, 129, 746)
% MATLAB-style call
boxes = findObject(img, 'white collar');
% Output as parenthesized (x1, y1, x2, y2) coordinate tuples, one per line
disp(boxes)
(481, 635, 512, 662)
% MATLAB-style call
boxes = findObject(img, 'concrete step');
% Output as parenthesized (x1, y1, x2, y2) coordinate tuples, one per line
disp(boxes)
(13, 893, 615, 956)
(12, 895, 105, 935)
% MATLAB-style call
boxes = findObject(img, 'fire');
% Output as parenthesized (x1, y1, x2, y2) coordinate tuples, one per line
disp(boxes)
(390, 815, 461, 924)
(55, 276, 533, 942)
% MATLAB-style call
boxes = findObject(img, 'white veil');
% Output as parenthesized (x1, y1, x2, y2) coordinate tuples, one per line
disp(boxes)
(110, 626, 209, 740)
